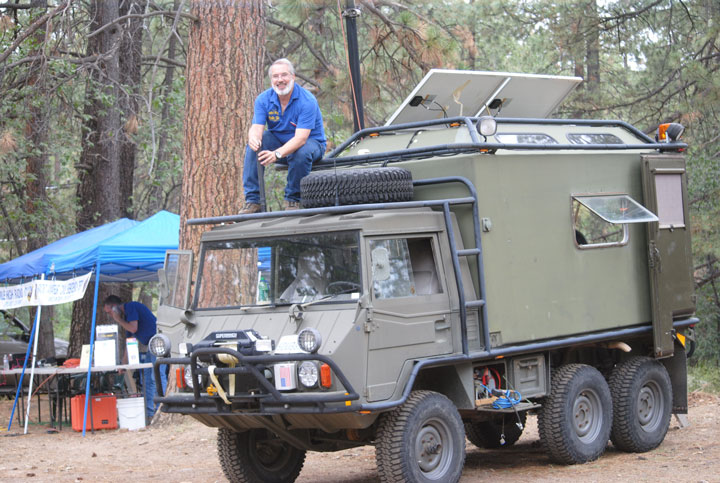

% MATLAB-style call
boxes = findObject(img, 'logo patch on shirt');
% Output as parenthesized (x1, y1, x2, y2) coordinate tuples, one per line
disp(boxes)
(268, 109, 280, 122)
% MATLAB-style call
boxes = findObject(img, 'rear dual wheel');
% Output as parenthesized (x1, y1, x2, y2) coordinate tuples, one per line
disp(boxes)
(538, 364, 612, 464)
(465, 412, 527, 449)
(609, 356, 672, 453)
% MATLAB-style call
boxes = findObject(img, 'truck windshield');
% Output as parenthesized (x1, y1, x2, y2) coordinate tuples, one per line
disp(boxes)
(196, 231, 361, 309)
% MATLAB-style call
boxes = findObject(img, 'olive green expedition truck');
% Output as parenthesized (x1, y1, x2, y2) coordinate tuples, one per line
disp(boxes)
(149, 71, 697, 483)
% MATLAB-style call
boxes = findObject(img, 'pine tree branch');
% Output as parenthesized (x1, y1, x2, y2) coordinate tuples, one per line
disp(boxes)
(267, 17, 333, 73)
(86, 10, 198, 39)
(0, 1, 70, 65)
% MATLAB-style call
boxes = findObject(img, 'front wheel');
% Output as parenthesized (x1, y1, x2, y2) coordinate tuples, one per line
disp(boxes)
(217, 428, 306, 483)
(538, 364, 612, 464)
(609, 356, 672, 453)
(376, 390, 465, 483)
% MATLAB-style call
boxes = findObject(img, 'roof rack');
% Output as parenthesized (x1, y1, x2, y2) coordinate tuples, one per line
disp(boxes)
(318, 116, 687, 168)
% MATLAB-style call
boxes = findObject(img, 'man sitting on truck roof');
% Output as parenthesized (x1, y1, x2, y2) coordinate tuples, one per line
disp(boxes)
(240, 58, 327, 213)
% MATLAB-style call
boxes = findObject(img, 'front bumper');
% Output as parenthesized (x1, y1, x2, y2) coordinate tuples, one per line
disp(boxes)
(153, 346, 360, 415)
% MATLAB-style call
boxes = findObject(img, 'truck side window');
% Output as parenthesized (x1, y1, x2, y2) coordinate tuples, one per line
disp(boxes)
(370, 238, 442, 299)
(572, 199, 624, 247)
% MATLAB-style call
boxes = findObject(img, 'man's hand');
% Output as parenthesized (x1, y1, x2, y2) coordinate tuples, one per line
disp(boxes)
(248, 136, 262, 152)
(258, 149, 277, 166)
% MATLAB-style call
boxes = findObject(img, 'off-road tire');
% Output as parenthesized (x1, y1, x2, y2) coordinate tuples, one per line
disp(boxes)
(217, 428, 306, 483)
(609, 356, 672, 453)
(300, 167, 413, 208)
(538, 364, 612, 464)
(376, 390, 465, 482)
(465, 412, 527, 449)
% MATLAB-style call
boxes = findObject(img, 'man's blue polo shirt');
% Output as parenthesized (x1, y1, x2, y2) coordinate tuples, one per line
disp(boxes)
(123, 301, 157, 346)
(252, 84, 326, 150)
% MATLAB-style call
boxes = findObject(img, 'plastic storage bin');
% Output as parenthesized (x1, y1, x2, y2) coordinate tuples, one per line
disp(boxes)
(70, 393, 118, 431)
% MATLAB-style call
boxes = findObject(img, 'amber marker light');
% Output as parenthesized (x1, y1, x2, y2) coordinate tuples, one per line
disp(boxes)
(176, 368, 186, 389)
(320, 363, 332, 388)
(656, 122, 685, 143)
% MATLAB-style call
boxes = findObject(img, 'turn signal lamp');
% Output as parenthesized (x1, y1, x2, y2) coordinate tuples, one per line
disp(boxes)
(656, 122, 684, 143)
(320, 363, 332, 388)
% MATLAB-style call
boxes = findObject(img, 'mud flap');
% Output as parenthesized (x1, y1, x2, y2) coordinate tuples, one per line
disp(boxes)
(661, 340, 688, 414)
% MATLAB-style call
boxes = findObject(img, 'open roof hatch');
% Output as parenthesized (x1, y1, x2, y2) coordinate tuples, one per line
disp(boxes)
(385, 69, 583, 126)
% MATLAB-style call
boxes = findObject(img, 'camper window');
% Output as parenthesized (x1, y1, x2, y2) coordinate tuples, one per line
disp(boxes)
(567, 133, 623, 145)
(571, 194, 657, 249)
(573, 198, 627, 248)
(495, 133, 558, 145)
(654, 174, 685, 228)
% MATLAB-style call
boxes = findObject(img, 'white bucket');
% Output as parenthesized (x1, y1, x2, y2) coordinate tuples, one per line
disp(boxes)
(117, 397, 146, 430)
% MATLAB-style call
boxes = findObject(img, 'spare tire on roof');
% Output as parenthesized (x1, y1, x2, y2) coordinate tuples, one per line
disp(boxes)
(300, 167, 413, 208)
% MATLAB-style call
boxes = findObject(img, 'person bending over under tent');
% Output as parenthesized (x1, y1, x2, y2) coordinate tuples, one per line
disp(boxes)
(103, 294, 167, 422)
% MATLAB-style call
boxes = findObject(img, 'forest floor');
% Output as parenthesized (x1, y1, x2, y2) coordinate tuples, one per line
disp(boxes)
(1, 391, 718, 482)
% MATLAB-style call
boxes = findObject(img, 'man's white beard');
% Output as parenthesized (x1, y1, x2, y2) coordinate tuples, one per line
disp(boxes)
(273, 79, 294, 96)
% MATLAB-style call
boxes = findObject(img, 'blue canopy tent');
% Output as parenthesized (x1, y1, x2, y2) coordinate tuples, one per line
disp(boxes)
(0, 211, 180, 435)
(0, 218, 138, 282)
(47, 210, 180, 282)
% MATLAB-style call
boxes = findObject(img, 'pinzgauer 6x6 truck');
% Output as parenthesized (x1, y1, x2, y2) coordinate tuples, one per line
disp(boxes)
(150, 71, 697, 483)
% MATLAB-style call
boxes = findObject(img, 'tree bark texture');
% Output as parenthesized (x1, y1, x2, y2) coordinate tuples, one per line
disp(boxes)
(23, 4, 56, 360)
(69, 0, 143, 357)
(180, 0, 266, 253)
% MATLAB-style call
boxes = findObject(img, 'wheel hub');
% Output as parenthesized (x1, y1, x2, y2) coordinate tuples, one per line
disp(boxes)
(573, 389, 602, 442)
(416, 424, 447, 473)
(637, 381, 663, 431)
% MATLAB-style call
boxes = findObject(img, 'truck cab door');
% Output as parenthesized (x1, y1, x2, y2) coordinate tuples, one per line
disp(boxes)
(156, 250, 194, 334)
(364, 235, 452, 401)
(641, 155, 695, 358)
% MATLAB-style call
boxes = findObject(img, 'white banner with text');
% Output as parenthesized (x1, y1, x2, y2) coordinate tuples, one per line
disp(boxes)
(0, 273, 92, 309)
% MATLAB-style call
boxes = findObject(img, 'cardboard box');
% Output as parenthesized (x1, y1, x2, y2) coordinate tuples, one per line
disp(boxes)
(70, 393, 118, 432)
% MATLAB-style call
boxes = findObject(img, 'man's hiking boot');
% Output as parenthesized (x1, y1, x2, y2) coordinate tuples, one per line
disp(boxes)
(284, 200, 301, 211)
(239, 203, 261, 214)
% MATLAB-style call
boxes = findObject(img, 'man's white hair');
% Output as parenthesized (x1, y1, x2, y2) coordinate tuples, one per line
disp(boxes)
(269, 58, 295, 77)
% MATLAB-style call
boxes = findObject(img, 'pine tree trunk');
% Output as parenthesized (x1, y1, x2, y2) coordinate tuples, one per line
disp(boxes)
(180, 0, 266, 251)
(23, 3, 56, 361)
(160, 0, 265, 404)
(68, 0, 144, 357)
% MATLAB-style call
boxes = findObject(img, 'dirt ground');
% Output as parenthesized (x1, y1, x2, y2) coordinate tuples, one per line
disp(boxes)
(1, 391, 718, 483)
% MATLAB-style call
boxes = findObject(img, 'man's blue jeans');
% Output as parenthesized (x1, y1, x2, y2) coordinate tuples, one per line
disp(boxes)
(139, 351, 167, 420)
(242, 130, 324, 204)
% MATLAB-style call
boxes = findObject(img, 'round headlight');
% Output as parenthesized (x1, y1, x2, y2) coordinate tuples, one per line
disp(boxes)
(183, 364, 200, 389)
(149, 333, 171, 358)
(477, 116, 497, 137)
(298, 361, 319, 388)
(297, 328, 322, 353)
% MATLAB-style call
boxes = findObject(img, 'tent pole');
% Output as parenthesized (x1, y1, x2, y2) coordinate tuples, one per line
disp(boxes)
(23, 274, 44, 435)
(82, 262, 101, 437)
(7, 284, 40, 431)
